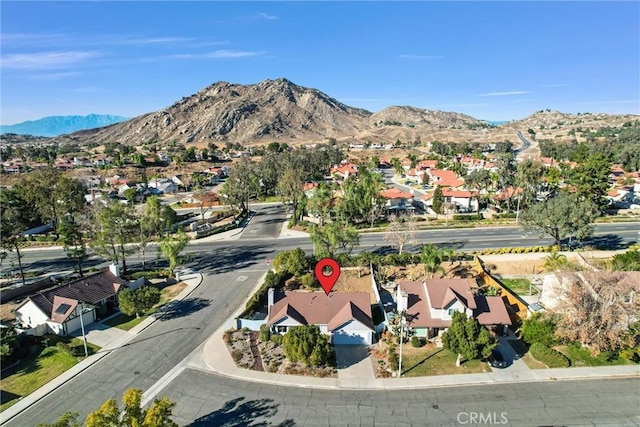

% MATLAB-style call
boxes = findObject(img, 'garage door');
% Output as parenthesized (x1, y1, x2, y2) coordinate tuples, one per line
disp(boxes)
(332, 330, 369, 345)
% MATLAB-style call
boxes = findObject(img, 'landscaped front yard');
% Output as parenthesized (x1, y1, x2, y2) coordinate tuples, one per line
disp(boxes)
(371, 343, 491, 377)
(0, 336, 100, 412)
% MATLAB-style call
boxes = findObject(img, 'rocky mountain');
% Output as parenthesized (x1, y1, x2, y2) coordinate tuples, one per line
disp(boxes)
(0, 114, 129, 137)
(39, 79, 638, 148)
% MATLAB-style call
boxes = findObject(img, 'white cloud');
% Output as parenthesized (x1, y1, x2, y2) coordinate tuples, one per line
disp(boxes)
(256, 12, 278, 20)
(397, 54, 442, 60)
(1, 51, 100, 70)
(479, 91, 529, 96)
(170, 50, 265, 59)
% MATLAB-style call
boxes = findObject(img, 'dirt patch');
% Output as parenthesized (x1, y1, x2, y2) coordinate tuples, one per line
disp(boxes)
(223, 328, 337, 377)
(332, 268, 376, 303)
(0, 300, 20, 323)
(158, 282, 187, 305)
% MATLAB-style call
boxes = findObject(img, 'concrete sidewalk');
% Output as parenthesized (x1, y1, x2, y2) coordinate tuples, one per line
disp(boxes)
(200, 322, 640, 391)
(0, 272, 203, 426)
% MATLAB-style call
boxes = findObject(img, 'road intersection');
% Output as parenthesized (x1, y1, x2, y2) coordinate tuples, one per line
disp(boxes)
(3, 206, 639, 426)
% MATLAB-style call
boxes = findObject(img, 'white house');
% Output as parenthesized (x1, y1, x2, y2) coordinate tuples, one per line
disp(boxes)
(14, 265, 128, 336)
(441, 189, 479, 212)
(266, 289, 375, 345)
(380, 188, 415, 212)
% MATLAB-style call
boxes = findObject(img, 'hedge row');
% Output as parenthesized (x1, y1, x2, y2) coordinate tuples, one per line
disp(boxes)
(452, 214, 483, 221)
(244, 270, 289, 315)
(469, 246, 554, 256)
(529, 342, 570, 368)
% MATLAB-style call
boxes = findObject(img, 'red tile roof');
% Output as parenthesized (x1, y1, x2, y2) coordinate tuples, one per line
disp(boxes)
(442, 189, 477, 198)
(380, 188, 413, 200)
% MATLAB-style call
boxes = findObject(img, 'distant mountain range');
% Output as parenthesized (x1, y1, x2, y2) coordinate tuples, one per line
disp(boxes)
(0, 114, 129, 137)
(4, 79, 636, 146)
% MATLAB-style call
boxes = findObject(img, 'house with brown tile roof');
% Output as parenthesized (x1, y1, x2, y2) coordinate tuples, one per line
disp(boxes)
(380, 188, 415, 212)
(14, 265, 128, 337)
(266, 289, 375, 345)
(396, 278, 511, 338)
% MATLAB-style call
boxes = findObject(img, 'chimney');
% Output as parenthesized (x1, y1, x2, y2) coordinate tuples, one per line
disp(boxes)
(267, 288, 275, 312)
(109, 263, 121, 278)
(396, 286, 408, 312)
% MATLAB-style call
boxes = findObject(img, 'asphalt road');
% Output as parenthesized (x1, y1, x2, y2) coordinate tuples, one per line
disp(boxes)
(4, 250, 273, 427)
(15, 220, 640, 272)
(163, 372, 640, 426)
(4, 207, 639, 426)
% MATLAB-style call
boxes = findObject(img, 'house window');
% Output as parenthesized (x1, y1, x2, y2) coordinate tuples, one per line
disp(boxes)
(448, 308, 458, 316)
(276, 326, 287, 334)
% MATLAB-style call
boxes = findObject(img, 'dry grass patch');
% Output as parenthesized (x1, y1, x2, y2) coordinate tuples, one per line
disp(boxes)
(332, 268, 376, 303)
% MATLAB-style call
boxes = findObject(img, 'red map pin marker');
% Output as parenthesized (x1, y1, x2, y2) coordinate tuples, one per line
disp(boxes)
(315, 258, 341, 296)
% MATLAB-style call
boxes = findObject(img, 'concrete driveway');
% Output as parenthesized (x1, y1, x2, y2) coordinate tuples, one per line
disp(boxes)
(69, 320, 126, 348)
(334, 345, 375, 380)
(490, 330, 537, 382)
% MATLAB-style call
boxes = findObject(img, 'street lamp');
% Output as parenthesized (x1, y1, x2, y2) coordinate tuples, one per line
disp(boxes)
(398, 312, 406, 378)
(78, 303, 92, 358)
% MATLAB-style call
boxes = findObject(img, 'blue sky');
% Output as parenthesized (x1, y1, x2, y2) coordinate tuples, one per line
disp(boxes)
(1, 1, 638, 124)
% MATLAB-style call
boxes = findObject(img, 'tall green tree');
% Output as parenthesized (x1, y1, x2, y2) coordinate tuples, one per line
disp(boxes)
(570, 153, 611, 209)
(58, 215, 88, 277)
(118, 286, 162, 318)
(521, 192, 599, 250)
(141, 196, 176, 236)
(465, 169, 492, 213)
(89, 201, 138, 274)
(442, 311, 497, 366)
(516, 159, 545, 208)
(159, 230, 190, 277)
(307, 183, 333, 227)
(220, 157, 260, 212)
(309, 221, 359, 258)
(16, 168, 86, 236)
(0, 188, 35, 286)
(277, 168, 305, 226)
(432, 185, 444, 215)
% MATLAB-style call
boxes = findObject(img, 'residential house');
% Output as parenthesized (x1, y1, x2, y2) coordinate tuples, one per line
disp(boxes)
(428, 169, 465, 189)
(380, 188, 415, 212)
(266, 289, 375, 345)
(14, 265, 128, 337)
(54, 158, 74, 171)
(396, 278, 512, 338)
(441, 189, 479, 212)
(148, 178, 178, 195)
(330, 163, 358, 180)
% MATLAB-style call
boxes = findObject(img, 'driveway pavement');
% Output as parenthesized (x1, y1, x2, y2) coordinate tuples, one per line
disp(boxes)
(334, 345, 377, 388)
(69, 320, 127, 348)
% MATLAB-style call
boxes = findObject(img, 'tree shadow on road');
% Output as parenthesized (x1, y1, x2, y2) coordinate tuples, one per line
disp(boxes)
(189, 397, 295, 427)
(156, 297, 211, 321)
(185, 245, 275, 275)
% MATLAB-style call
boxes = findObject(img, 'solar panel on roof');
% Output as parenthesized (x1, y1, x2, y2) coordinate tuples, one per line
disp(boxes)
(55, 303, 71, 314)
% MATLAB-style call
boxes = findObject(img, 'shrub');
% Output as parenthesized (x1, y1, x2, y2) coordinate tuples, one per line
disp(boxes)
(231, 350, 243, 363)
(259, 324, 270, 342)
(283, 325, 332, 366)
(529, 343, 570, 368)
(619, 347, 640, 363)
(56, 342, 77, 358)
(411, 336, 424, 348)
(520, 314, 556, 347)
(388, 346, 399, 371)
(223, 330, 233, 344)
(270, 334, 283, 345)
(453, 213, 483, 221)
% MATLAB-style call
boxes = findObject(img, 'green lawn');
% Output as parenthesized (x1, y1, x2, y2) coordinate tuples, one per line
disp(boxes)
(500, 278, 537, 296)
(556, 343, 636, 367)
(400, 345, 491, 377)
(1, 337, 100, 412)
(102, 313, 147, 331)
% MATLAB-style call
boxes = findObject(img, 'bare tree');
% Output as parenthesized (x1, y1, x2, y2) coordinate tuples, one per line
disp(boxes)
(554, 271, 639, 354)
(383, 212, 417, 254)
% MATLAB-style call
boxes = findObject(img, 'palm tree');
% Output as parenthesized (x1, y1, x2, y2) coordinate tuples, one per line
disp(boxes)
(420, 243, 445, 279)
(543, 251, 569, 272)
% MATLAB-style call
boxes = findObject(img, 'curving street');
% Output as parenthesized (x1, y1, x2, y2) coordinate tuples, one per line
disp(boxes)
(3, 205, 639, 426)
